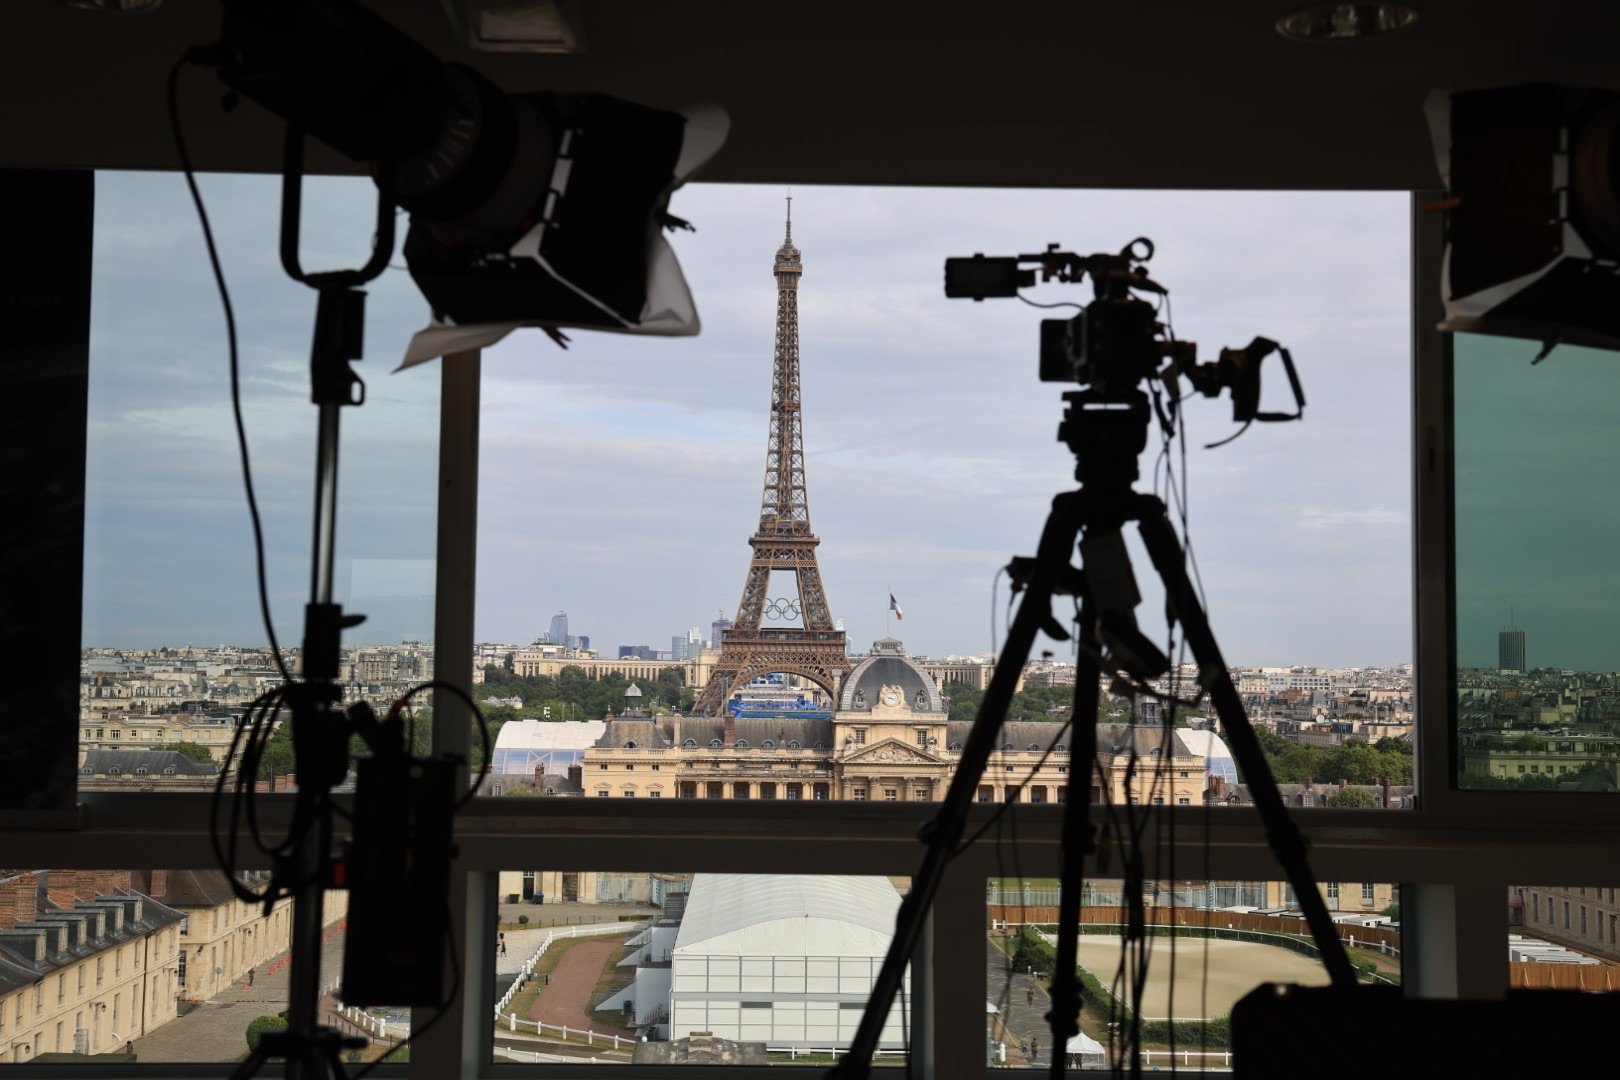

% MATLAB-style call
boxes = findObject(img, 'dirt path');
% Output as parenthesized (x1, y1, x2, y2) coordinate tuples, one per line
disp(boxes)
(525, 935, 628, 1036)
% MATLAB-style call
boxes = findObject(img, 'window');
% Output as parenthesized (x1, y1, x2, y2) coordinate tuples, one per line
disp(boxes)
(1451, 335, 1620, 791)
(625, 763, 634, 770)
(622, 791, 635, 797)
(914, 788, 928, 801)
(884, 789, 897, 801)
(853, 729, 866, 745)
(852, 789, 867, 801)
(1327, 882, 1340, 903)
(597, 791, 609, 798)
(649, 790, 661, 798)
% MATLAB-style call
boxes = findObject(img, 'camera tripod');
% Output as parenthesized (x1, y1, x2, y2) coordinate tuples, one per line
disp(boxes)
(831, 385, 1355, 1080)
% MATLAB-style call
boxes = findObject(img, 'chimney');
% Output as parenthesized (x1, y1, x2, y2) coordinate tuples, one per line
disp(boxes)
(0, 872, 39, 929)
(1208, 775, 1225, 798)
(567, 764, 583, 788)
(149, 869, 170, 899)
(75, 872, 100, 901)
(723, 715, 736, 745)
(46, 870, 79, 909)
(1382, 777, 1392, 808)
(1304, 777, 1313, 791)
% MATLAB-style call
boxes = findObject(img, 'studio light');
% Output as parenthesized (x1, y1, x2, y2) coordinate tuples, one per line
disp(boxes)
(209, 0, 724, 361)
(1428, 84, 1620, 356)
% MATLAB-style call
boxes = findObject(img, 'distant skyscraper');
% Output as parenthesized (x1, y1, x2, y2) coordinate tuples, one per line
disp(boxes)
(670, 627, 703, 661)
(547, 611, 570, 646)
(710, 611, 732, 649)
(1499, 622, 1526, 674)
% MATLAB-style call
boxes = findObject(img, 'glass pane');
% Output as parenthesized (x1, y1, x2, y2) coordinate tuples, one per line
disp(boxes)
(988, 879, 1400, 1071)
(79, 172, 439, 788)
(471, 186, 1409, 815)
(1512, 885, 1620, 980)
(492, 871, 912, 1066)
(1452, 334, 1620, 790)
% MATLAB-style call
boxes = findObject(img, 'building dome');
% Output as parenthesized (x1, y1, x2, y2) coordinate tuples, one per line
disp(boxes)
(838, 638, 943, 713)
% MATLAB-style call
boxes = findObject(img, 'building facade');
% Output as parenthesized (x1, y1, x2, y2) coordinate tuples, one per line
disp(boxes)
(580, 639, 1206, 806)
(0, 871, 184, 1062)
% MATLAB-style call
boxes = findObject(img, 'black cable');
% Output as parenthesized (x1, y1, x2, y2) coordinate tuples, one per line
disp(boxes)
(952, 717, 1075, 856)
(167, 54, 290, 682)
(392, 680, 494, 808)
(1017, 294, 1083, 312)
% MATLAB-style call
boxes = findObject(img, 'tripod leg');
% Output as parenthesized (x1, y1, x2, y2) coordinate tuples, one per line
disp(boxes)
(1131, 495, 1358, 990)
(1047, 592, 1098, 1079)
(829, 492, 1086, 1080)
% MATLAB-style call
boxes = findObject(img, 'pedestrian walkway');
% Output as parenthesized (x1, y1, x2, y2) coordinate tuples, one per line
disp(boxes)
(985, 936, 1051, 1066)
(495, 920, 644, 979)
(131, 922, 348, 1064)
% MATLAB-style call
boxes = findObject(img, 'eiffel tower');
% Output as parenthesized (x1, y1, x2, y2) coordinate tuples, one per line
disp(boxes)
(693, 199, 850, 716)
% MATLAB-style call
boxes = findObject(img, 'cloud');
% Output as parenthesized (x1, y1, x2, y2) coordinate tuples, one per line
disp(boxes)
(84, 175, 1413, 667)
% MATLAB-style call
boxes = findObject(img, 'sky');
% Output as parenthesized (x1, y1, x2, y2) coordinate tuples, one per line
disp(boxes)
(1452, 336, 1620, 672)
(83, 174, 1413, 668)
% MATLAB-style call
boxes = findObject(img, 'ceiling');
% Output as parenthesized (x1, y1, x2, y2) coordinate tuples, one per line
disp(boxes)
(5, 0, 1618, 190)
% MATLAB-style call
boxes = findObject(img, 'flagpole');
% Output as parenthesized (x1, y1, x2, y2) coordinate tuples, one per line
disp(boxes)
(885, 588, 891, 636)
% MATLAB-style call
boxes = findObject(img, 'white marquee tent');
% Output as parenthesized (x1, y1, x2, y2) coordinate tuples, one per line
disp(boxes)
(665, 873, 910, 1050)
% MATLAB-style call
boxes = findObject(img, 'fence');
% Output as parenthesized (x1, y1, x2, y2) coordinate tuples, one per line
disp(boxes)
(498, 1013, 633, 1052)
(990, 904, 1401, 955)
(492, 920, 649, 1045)
(987, 884, 1269, 910)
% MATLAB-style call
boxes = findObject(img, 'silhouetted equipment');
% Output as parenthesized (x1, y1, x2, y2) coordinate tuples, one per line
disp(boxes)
(1431, 83, 1620, 357)
(833, 240, 1332, 1080)
(946, 241, 1304, 441)
(207, 0, 720, 338)
(1233, 983, 1620, 1079)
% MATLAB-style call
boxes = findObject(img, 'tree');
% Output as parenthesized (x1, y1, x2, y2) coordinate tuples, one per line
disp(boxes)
(253, 721, 297, 780)
(1324, 786, 1380, 808)
(162, 741, 215, 765)
(1317, 741, 1384, 784)
(246, 1015, 287, 1053)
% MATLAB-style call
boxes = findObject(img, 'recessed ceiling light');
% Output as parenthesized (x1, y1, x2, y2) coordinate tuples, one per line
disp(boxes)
(441, 0, 585, 54)
(58, 0, 164, 12)
(1276, 3, 1419, 41)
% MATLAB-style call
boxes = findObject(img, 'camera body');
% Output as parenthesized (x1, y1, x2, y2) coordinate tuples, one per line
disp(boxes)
(1040, 295, 1162, 389)
(944, 239, 1305, 436)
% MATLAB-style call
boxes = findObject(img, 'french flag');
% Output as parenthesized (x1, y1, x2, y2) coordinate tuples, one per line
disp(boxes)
(889, 593, 904, 621)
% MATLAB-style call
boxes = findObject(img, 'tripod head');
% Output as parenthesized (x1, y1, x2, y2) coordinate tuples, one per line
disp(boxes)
(944, 237, 1306, 449)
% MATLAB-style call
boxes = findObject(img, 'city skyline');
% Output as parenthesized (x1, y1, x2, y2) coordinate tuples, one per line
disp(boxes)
(83, 176, 1411, 667)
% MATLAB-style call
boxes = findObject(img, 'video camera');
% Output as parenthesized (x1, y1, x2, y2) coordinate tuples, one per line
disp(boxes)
(944, 238, 1305, 435)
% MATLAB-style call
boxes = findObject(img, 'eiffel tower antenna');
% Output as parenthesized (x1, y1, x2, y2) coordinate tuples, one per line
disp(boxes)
(693, 206, 850, 715)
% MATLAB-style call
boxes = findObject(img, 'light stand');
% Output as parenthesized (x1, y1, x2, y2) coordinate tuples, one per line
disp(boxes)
(230, 126, 394, 1080)
(830, 346, 1352, 1080)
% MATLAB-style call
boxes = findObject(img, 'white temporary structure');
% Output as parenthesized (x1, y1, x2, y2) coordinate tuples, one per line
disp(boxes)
(1065, 1030, 1107, 1068)
(667, 873, 910, 1049)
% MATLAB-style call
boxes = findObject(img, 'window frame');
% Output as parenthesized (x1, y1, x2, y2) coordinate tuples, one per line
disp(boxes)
(11, 193, 1613, 1079)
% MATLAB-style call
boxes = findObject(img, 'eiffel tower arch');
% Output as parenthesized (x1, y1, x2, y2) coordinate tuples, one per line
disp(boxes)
(693, 200, 851, 716)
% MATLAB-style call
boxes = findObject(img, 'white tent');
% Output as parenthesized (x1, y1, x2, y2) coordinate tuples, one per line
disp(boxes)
(666, 874, 909, 1050)
(1065, 1030, 1107, 1067)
